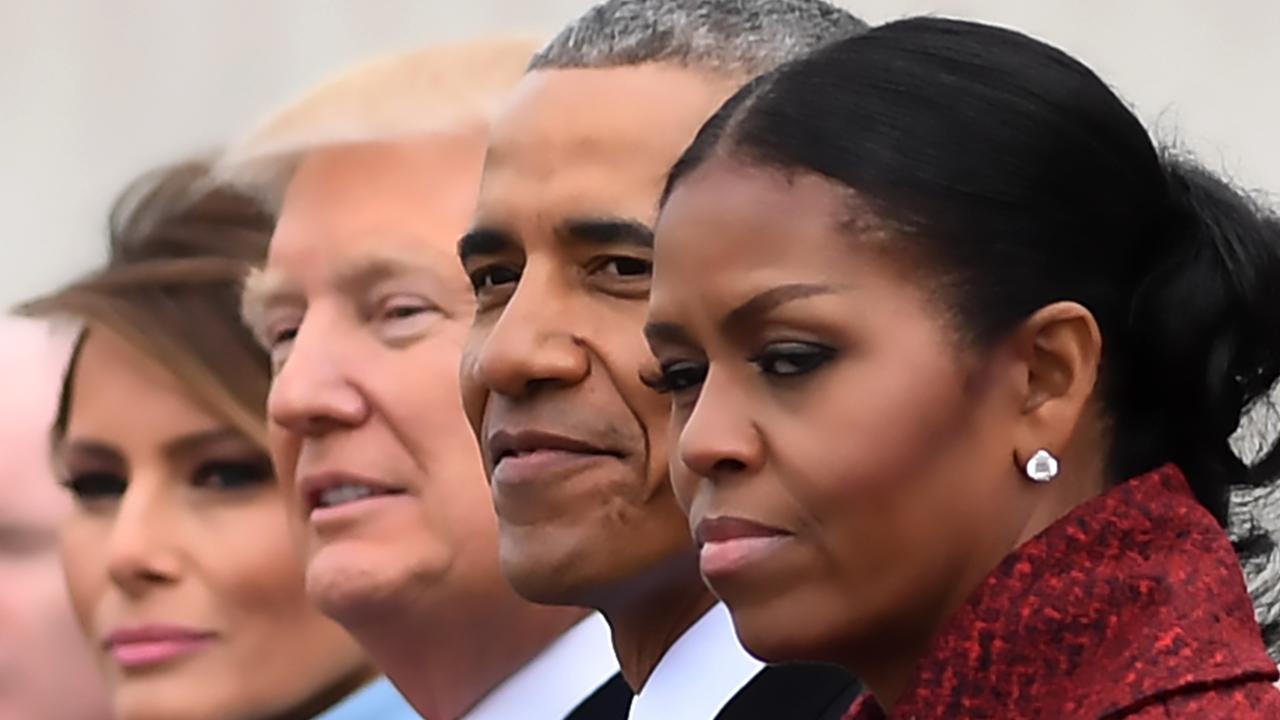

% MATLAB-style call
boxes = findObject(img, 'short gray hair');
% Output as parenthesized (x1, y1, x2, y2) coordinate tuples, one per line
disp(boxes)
(531, 0, 868, 78)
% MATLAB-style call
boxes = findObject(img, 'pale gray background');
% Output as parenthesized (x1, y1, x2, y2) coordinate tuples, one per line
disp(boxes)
(2, 0, 1277, 308)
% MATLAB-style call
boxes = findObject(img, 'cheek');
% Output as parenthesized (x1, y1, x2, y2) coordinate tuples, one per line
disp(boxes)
(203, 495, 311, 627)
(374, 327, 495, 537)
(599, 314, 674, 500)
(774, 343, 982, 548)
(458, 328, 491, 442)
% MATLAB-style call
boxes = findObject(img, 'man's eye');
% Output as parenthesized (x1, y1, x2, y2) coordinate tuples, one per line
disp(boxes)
(752, 342, 836, 378)
(469, 266, 521, 292)
(599, 257, 652, 278)
(377, 297, 434, 322)
(62, 473, 126, 503)
(270, 326, 298, 347)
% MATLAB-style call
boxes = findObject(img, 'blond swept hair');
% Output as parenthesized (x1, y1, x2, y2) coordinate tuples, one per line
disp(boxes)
(216, 36, 541, 210)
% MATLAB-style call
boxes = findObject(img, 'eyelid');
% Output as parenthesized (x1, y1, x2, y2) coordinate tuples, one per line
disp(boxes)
(259, 307, 304, 346)
(368, 292, 442, 323)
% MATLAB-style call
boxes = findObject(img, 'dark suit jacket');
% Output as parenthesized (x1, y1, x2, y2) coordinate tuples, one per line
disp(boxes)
(563, 664, 859, 720)
(715, 664, 860, 720)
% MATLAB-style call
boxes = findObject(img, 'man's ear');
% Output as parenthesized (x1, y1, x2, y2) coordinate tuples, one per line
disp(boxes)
(1006, 301, 1102, 468)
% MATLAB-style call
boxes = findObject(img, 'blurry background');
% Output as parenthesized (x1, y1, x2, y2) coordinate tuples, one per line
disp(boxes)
(2, 0, 1277, 309)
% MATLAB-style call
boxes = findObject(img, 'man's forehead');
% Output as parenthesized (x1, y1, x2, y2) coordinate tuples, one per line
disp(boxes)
(488, 63, 741, 164)
(477, 65, 742, 234)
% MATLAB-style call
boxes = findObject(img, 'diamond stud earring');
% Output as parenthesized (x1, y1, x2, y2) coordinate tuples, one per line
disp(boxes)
(1024, 449, 1060, 483)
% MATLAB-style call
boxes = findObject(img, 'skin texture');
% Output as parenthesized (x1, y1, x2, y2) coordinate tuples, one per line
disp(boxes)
(459, 64, 743, 688)
(0, 317, 110, 720)
(249, 138, 581, 719)
(57, 327, 371, 720)
(645, 158, 1108, 709)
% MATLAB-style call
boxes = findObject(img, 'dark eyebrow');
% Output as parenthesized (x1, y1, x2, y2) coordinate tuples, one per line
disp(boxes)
(458, 228, 519, 264)
(163, 428, 253, 459)
(723, 283, 837, 336)
(57, 440, 122, 466)
(557, 218, 654, 249)
(643, 320, 696, 348)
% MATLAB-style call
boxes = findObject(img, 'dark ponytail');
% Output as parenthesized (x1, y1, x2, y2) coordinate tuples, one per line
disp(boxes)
(1118, 156, 1280, 522)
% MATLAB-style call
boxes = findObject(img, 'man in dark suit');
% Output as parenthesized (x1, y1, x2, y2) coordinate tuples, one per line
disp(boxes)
(459, 2, 868, 717)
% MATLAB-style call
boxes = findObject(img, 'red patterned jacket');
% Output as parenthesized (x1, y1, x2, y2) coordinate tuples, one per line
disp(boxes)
(846, 465, 1280, 719)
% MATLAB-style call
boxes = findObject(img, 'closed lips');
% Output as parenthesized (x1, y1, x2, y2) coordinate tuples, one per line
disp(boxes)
(487, 429, 621, 464)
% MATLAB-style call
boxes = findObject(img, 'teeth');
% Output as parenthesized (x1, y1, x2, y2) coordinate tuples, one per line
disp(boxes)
(317, 484, 379, 508)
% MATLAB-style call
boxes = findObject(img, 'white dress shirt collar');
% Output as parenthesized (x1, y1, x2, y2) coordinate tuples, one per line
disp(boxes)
(463, 613, 620, 720)
(627, 603, 764, 720)
(313, 676, 417, 720)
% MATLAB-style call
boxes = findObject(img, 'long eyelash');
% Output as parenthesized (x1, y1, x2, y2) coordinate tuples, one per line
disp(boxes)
(639, 369, 674, 394)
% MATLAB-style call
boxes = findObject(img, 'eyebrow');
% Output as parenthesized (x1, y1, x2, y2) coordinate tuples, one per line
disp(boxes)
(643, 320, 695, 348)
(330, 253, 436, 299)
(240, 266, 299, 338)
(557, 218, 654, 249)
(723, 283, 838, 335)
(60, 429, 254, 467)
(457, 227, 518, 264)
(457, 217, 655, 265)
(242, 251, 440, 336)
(645, 283, 839, 349)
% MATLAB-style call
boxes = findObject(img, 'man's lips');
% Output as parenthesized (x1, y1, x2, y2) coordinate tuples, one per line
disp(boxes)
(486, 429, 621, 465)
(102, 624, 217, 670)
(297, 470, 408, 514)
(485, 429, 625, 488)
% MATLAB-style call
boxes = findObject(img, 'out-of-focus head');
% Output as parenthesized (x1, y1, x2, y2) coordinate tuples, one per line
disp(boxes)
(458, 0, 867, 608)
(0, 316, 110, 720)
(25, 163, 372, 720)
(646, 17, 1280, 667)
(225, 38, 577, 662)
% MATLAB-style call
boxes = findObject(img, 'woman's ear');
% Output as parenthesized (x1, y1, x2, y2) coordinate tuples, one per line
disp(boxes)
(1007, 301, 1102, 468)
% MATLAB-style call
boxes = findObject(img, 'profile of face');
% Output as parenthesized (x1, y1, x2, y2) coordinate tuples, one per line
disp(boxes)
(459, 65, 743, 605)
(251, 137, 514, 626)
(57, 327, 369, 720)
(646, 159, 1061, 663)
(0, 318, 109, 720)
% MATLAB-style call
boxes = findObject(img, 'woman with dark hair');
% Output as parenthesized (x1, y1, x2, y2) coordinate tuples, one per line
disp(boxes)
(643, 18, 1280, 719)
(23, 162, 415, 720)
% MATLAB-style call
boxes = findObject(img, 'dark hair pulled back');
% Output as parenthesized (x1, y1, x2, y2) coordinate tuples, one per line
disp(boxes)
(664, 17, 1280, 528)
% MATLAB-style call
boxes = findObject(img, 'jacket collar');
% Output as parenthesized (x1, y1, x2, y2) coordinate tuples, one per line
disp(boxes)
(852, 464, 1276, 719)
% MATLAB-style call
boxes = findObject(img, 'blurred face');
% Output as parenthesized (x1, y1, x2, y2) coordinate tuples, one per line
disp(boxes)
(58, 328, 369, 720)
(645, 160, 1031, 664)
(0, 319, 109, 720)
(459, 65, 742, 605)
(249, 138, 511, 626)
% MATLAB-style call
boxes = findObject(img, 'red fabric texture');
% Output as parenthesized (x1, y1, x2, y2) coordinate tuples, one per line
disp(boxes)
(844, 464, 1280, 719)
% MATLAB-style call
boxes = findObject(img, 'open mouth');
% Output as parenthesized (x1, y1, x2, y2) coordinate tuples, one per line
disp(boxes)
(301, 472, 408, 514)
(311, 483, 403, 509)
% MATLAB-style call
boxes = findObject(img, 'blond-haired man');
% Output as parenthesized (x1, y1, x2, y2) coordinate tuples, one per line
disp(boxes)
(224, 39, 623, 720)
